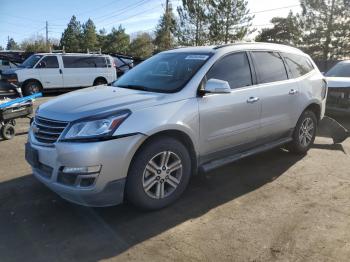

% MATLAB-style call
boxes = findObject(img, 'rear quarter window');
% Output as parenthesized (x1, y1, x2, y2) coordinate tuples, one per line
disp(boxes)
(251, 51, 288, 84)
(282, 53, 314, 78)
(62, 56, 107, 68)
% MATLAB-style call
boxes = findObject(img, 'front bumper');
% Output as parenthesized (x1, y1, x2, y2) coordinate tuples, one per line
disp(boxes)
(27, 131, 146, 207)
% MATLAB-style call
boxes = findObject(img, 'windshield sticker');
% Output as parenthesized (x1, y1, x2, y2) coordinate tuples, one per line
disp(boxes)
(185, 55, 209, 60)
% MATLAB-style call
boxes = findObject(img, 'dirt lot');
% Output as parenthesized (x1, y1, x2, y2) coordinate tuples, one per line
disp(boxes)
(0, 96, 349, 262)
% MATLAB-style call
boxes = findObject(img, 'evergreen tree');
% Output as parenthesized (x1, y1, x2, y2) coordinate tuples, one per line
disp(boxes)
(21, 36, 48, 52)
(0, 46, 3, 51)
(255, 11, 302, 46)
(97, 28, 108, 51)
(154, 3, 176, 52)
(300, 0, 350, 66)
(60, 15, 83, 52)
(129, 32, 154, 58)
(6, 38, 20, 50)
(208, 0, 254, 44)
(176, 0, 209, 46)
(103, 25, 130, 54)
(82, 18, 98, 52)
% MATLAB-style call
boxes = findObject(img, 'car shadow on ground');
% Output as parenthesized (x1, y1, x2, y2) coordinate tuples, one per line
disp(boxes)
(0, 148, 304, 262)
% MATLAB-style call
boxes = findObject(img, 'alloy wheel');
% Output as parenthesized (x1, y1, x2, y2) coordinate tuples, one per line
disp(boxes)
(298, 117, 314, 147)
(142, 151, 183, 199)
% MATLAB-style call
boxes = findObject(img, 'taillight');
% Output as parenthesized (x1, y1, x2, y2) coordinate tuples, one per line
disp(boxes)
(112, 61, 116, 68)
(321, 79, 328, 99)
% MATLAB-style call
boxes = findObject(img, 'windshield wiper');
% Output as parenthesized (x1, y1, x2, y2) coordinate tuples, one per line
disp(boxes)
(117, 84, 149, 91)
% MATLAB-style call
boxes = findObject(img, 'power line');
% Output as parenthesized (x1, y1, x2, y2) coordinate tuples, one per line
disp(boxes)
(249, 5, 300, 15)
(98, 3, 163, 28)
(0, 12, 43, 24)
(94, 0, 149, 23)
(49, 0, 122, 22)
(44, 0, 150, 27)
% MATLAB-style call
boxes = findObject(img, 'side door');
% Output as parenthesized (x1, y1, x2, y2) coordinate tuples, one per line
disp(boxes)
(282, 52, 318, 122)
(198, 52, 261, 163)
(36, 55, 63, 89)
(61, 56, 92, 88)
(250, 51, 299, 142)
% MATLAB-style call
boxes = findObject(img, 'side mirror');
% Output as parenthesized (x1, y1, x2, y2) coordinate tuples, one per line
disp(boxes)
(203, 78, 231, 94)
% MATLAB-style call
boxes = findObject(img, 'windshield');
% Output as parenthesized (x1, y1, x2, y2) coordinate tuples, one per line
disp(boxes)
(113, 52, 211, 93)
(325, 62, 350, 77)
(20, 54, 43, 68)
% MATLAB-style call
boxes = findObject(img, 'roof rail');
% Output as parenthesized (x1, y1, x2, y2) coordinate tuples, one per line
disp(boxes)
(213, 42, 257, 49)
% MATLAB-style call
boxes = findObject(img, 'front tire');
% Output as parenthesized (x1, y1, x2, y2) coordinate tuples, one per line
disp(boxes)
(288, 110, 317, 154)
(22, 80, 42, 96)
(126, 137, 192, 210)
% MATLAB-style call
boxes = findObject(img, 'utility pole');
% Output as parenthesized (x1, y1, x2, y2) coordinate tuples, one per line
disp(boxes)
(45, 21, 49, 49)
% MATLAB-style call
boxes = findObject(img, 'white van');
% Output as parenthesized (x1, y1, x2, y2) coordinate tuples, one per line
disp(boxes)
(0, 53, 117, 95)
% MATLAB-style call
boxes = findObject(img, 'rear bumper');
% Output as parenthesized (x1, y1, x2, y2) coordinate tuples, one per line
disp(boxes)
(326, 87, 350, 113)
(27, 131, 146, 207)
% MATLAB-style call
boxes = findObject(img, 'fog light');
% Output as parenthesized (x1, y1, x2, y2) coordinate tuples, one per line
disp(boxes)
(62, 165, 101, 174)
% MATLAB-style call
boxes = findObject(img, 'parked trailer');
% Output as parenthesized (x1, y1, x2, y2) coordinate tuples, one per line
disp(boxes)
(0, 93, 42, 140)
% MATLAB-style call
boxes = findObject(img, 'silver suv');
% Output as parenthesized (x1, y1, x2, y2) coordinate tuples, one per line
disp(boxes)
(26, 43, 327, 210)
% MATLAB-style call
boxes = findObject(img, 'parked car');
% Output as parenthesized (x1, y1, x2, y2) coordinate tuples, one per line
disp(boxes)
(0, 58, 17, 71)
(25, 43, 327, 210)
(112, 54, 134, 77)
(325, 60, 350, 113)
(1, 53, 117, 95)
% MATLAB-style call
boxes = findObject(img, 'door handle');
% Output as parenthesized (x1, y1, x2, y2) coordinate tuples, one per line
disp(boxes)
(59, 69, 63, 74)
(247, 97, 260, 103)
(289, 89, 298, 95)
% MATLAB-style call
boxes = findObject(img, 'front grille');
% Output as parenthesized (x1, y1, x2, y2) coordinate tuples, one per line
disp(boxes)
(33, 116, 69, 144)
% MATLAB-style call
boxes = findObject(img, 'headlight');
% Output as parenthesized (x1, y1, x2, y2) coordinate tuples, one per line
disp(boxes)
(3, 73, 18, 83)
(61, 110, 130, 141)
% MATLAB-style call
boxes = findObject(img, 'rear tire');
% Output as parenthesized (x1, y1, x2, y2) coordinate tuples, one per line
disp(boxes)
(288, 110, 317, 154)
(22, 80, 42, 96)
(126, 137, 192, 210)
(93, 78, 107, 86)
(1, 124, 16, 140)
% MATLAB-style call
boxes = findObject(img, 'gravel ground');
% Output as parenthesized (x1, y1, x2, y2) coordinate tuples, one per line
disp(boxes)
(0, 96, 349, 262)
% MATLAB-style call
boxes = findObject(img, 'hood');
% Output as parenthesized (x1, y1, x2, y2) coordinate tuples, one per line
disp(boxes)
(37, 85, 170, 121)
(326, 77, 350, 88)
(1, 68, 22, 75)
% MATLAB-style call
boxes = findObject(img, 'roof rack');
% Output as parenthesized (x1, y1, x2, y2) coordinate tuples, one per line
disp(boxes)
(87, 48, 102, 54)
(49, 46, 65, 54)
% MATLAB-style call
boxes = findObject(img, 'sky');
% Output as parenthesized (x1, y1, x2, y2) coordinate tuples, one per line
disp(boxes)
(0, 0, 301, 48)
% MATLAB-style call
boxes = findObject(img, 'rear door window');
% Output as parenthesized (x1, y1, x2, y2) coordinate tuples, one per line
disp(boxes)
(251, 51, 288, 84)
(206, 52, 252, 89)
(62, 56, 107, 68)
(283, 53, 314, 78)
(40, 56, 59, 68)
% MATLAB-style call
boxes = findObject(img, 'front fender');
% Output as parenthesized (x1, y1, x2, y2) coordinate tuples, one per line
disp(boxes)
(114, 98, 200, 153)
